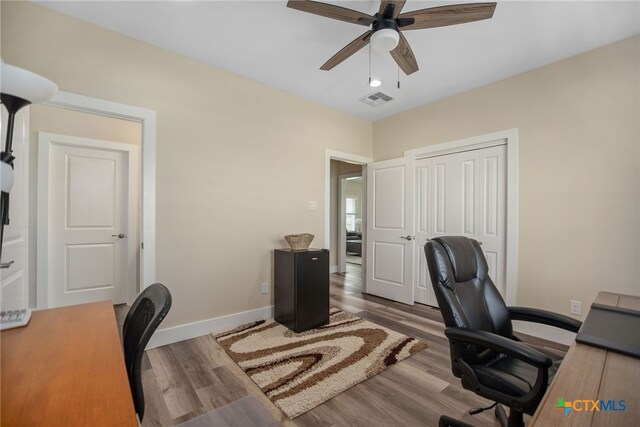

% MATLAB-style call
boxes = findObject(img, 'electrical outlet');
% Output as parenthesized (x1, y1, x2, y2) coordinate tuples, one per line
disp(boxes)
(261, 282, 269, 295)
(570, 300, 581, 315)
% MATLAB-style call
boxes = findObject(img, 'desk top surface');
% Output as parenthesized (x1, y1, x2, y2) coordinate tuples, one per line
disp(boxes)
(1, 301, 138, 426)
(530, 292, 640, 426)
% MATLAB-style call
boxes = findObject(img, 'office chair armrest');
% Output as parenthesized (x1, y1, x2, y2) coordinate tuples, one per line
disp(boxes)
(508, 306, 582, 333)
(445, 327, 553, 368)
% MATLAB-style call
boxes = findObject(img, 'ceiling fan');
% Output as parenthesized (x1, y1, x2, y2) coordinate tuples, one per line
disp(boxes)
(287, 1, 497, 75)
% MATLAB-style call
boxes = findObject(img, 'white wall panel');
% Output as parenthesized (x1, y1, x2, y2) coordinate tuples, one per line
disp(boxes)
(463, 160, 476, 235)
(373, 166, 405, 230)
(417, 165, 429, 234)
(372, 242, 405, 286)
(484, 156, 499, 237)
(434, 163, 446, 234)
(67, 155, 116, 228)
(66, 243, 115, 291)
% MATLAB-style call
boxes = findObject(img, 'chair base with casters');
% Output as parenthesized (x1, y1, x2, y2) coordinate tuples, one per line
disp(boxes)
(425, 236, 581, 427)
(122, 282, 172, 422)
(438, 414, 476, 427)
(439, 401, 508, 427)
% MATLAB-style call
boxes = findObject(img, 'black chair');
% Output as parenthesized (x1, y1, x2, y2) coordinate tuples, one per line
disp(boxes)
(425, 237, 581, 427)
(122, 282, 172, 421)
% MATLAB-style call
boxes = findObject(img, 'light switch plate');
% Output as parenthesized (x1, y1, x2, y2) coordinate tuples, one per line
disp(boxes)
(309, 201, 318, 210)
(261, 282, 269, 295)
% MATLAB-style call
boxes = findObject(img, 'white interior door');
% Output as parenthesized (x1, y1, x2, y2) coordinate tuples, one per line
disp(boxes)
(414, 146, 507, 306)
(38, 133, 136, 308)
(1, 108, 29, 310)
(366, 157, 414, 305)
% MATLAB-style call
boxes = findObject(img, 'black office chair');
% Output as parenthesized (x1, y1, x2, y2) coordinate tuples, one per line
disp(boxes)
(122, 282, 172, 421)
(425, 237, 581, 427)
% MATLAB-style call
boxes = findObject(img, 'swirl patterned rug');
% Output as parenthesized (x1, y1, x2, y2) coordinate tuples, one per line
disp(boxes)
(215, 308, 428, 419)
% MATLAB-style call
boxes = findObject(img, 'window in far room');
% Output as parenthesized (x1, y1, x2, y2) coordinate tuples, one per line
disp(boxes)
(345, 198, 357, 232)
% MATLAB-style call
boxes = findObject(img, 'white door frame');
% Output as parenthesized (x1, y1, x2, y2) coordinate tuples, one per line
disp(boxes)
(37, 133, 138, 306)
(338, 172, 362, 273)
(40, 91, 156, 305)
(405, 128, 519, 305)
(324, 150, 372, 286)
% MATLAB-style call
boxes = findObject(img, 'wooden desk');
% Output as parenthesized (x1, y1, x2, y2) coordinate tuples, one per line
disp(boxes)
(530, 292, 640, 426)
(1, 301, 138, 426)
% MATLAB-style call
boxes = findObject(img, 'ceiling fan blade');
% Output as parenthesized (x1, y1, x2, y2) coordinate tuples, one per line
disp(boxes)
(320, 30, 372, 71)
(287, 0, 375, 26)
(379, 0, 407, 18)
(390, 32, 418, 75)
(399, 2, 496, 31)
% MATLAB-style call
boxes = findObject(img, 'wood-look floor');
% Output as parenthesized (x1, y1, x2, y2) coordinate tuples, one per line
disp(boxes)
(120, 264, 567, 427)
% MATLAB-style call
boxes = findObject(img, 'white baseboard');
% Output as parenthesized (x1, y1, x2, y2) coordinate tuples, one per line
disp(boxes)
(330, 265, 338, 273)
(147, 305, 274, 349)
(512, 320, 576, 346)
(146, 305, 574, 350)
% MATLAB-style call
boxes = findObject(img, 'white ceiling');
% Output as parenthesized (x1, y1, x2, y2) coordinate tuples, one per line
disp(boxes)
(36, 1, 640, 121)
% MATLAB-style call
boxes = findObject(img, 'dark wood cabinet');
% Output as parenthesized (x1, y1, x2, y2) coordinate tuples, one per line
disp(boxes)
(274, 248, 329, 333)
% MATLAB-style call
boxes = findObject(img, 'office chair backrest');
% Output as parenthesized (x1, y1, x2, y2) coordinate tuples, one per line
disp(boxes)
(425, 237, 512, 357)
(122, 282, 172, 421)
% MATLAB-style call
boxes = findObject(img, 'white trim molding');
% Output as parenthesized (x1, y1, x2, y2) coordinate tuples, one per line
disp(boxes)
(44, 91, 157, 293)
(404, 128, 517, 159)
(405, 128, 519, 306)
(147, 305, 274, 349)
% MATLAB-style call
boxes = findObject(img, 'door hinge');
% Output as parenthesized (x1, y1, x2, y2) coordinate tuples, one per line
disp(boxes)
(141, 242, 144, 250)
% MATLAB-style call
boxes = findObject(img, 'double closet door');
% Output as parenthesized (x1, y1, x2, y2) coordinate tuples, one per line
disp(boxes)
(414, 145, 507, 306)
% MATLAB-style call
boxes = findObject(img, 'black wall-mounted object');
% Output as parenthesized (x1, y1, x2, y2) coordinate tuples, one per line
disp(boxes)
(1, 63, 57, 266)
(0, 93, 32, 263)
(274, 248, 329, 333)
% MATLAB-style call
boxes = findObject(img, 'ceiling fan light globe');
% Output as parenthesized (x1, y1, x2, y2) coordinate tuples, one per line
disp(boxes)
(370, 28, 400, 53)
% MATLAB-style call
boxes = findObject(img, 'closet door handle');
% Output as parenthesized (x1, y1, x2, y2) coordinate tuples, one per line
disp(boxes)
(400, 235, 413, 241)
(0, 260, 15, 269)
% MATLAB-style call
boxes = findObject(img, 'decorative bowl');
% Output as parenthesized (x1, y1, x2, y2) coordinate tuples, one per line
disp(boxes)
(284, 233, 314, 250)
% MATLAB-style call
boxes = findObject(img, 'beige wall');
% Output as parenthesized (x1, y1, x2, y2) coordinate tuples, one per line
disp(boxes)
(2, 2, 372, 328)
(27, 105, 142, 304)
(374, 35, 640, 319)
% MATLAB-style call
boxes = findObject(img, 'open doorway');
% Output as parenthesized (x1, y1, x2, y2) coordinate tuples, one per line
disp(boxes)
(340, 173, 363, 268)
(329, 159, 363, 290)
(325, 150, 371, 292)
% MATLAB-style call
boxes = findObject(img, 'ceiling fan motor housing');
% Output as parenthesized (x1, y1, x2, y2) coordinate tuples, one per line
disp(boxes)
(286, 0, 498, 74)
(371, 19, 400, 52)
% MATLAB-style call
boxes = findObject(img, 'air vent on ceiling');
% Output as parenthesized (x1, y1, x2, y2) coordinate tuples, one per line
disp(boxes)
(359, 92, 393, 107)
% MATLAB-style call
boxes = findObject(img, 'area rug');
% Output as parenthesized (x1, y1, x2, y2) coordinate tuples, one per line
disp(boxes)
(215, 308, 428, 419)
